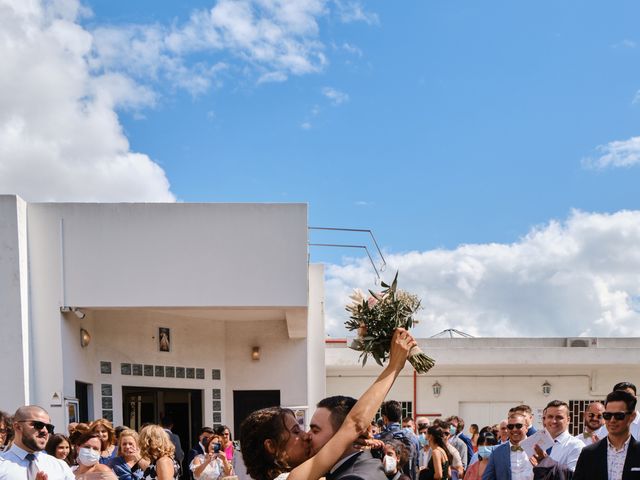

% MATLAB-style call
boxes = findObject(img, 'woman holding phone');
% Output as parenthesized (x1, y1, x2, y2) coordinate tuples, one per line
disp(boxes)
(190, 434, 233, 480)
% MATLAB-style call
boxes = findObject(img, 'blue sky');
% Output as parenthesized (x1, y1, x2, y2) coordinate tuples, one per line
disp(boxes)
(85, 0, 640, 254)
(2, 0, 640, 336)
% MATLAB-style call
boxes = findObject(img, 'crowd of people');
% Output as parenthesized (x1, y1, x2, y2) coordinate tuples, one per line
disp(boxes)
(1, 331, 638, 480)
(0, 406, 236, 480)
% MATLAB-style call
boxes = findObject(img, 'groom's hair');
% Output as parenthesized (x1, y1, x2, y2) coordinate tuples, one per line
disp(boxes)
(317, 396, 357, 433)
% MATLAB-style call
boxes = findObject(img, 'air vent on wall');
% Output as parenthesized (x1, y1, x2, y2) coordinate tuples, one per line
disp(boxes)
(566, 337, 598, 348)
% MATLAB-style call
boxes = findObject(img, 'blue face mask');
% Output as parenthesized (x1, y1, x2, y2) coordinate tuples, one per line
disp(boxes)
(477, 446, 494, 459)
(449, 425, 457, 436)
(419, 433, 428, 447)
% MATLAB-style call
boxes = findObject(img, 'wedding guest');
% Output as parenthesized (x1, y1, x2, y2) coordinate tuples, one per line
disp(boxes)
(189, 434, 233, 480)
(384, 440, 412, 480)
(73, 431, 116, 478)
(138, 425, 180, 480)
(46, 433, 73, 466)
(463, 431, 496, 480)
(109, 428, 149, 480)
(214, 425, 234, 462)
(90, 419, 118, 463)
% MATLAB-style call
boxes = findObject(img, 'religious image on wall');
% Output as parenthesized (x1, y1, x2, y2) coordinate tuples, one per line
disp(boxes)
(159, 327, 171, 352)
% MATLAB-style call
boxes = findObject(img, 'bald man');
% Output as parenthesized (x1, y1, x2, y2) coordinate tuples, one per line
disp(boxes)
(0, 405, 75, 479)
(575, 402, 604, 446)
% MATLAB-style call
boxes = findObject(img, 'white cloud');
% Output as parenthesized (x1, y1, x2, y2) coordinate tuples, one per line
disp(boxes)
(341, 42, 363, 57)
(324, 210, 640, 338)
(633, 90, 640, 105)
(0, 0, 174, 202)
(91, 0, 330, 93)
(612, 39, 637, 49)
(583, 136, 640, 169)
(300, 121, 312, 130)
(322, 86, 349, 105)
(334, 0, 379, 25)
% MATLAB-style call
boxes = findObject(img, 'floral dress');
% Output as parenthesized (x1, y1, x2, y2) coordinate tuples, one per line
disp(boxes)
(142, 458, 181, 480)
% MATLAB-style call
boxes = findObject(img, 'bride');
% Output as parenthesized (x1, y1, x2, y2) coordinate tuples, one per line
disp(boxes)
(240, 328, 417, 480)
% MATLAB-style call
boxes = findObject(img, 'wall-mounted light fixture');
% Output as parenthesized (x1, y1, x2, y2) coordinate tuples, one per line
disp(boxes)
(542, 380, 551, 397)
(80, 328, 91, 348)
(432, 381, 442, 397)
(251, 346, 260, 361)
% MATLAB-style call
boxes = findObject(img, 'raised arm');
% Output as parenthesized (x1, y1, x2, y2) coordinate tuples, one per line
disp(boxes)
(289, 328, 417, 480)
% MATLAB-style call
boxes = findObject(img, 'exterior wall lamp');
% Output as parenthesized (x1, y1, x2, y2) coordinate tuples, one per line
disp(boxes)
(80, 328, 91, 348)
(252, 346, 260, 361)
(542, 380, 551, 396)
(432, 381, 442, 397)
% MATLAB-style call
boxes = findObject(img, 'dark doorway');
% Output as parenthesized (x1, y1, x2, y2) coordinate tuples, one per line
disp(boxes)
(233, 390, 280, 437)
(75, 381, 90, 423)
(122, 386, 202, 455)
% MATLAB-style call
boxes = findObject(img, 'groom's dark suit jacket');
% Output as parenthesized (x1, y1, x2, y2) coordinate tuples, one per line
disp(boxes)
(325, 450, 387, 480)
(573, 435, 640, 480)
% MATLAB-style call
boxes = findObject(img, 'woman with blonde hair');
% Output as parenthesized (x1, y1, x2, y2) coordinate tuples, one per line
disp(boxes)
(138, 424, 180, 480)
(90, 419, 117, 463)
(109, 429, 150, 479)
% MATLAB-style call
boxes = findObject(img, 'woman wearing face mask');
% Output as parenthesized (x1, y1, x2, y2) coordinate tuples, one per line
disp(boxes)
(73, 431, 117, 479)
(383, 440, 411, 480)
(463, 432, 497, 480)
(109, 429, 150, 480)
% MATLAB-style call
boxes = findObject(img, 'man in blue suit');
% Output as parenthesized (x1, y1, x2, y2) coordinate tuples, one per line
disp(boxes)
(482, 412, 533, 480)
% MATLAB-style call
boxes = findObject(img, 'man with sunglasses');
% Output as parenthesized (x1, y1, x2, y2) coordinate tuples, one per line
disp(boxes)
(576, 402, 605, 446)
(573, 390, 640, 480)
(482, 412, 532, 480)
(0, 405, 74, 479)
(595, 382, 640, 442)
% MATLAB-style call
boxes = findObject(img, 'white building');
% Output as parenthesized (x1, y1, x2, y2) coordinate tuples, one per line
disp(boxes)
(326, 336, 640, 435)
(0, 195, 326, 448)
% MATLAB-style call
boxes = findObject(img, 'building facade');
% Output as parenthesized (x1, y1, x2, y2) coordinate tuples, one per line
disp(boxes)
(0, 195, 326, 447)
(326, 336, 640, 434)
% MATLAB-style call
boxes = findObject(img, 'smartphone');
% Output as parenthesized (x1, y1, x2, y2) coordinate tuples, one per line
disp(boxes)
(213, 443, 221, 453)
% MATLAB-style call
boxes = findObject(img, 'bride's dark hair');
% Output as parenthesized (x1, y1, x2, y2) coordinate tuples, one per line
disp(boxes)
(240, 407, 296, 480)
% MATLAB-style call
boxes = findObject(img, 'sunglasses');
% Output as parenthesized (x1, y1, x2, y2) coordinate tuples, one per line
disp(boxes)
(19, 420, 55, 434)
(602, 412, 631, 421)
(587, 413, 603, 419)
(506, 423, 524, 430)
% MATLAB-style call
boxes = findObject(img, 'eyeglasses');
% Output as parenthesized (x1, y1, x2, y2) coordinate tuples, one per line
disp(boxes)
(506, 423, 524, 430)
(602, 412, 631, 421)
(18, 420, 55, 434)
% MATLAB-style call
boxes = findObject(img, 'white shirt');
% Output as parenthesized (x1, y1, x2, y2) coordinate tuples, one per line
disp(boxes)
(548, 430, 584, 472)
(0, 444, 75, 480)
(575, 430, 598, 446)
(509, 442, 533, 480)
(607, 435, 631, 480)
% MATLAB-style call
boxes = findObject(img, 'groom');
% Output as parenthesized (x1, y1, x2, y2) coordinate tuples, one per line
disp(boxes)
(308, 396, 387, 480)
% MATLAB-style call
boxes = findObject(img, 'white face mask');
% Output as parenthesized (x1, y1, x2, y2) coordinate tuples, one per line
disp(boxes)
(383, 455, 397, 474)
(77, 447, 101, 467)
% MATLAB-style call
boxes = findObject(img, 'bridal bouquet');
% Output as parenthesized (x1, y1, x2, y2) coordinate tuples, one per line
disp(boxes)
(345, 273, 435, 373)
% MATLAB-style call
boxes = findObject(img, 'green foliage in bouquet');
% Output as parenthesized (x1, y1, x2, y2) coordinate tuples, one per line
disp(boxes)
(345, 272, 435, 373)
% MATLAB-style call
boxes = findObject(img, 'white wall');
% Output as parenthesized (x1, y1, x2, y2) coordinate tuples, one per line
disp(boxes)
(28, 202, 308, 308)
(307, 264, 326, 416)
(0, 195, 30, 408)
(326, 339, 640, 430)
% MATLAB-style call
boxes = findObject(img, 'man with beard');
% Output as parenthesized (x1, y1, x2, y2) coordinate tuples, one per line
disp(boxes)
(307, 396, 387, 480)
(576, 402, 605, 446)
(0, 405, 75, 479)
